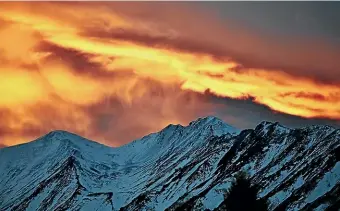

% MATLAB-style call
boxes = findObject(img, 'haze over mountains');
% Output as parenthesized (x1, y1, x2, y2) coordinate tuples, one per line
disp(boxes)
(0, 116, 339, 211)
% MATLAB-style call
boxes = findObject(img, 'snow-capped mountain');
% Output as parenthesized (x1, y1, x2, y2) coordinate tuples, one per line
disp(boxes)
(0, 116, 339, 211)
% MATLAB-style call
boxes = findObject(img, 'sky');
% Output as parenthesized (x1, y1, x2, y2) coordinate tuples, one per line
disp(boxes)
(0, 2, 339, 148)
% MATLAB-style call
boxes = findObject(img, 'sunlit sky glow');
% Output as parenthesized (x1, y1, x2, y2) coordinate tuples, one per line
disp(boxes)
(0, 2, 339, 147)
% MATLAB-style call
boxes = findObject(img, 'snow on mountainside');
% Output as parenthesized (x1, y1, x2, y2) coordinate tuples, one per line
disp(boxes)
(0, 116, 339, 211)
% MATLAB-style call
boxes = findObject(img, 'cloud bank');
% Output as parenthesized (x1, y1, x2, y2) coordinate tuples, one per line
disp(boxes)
(0, 2, 339, 147)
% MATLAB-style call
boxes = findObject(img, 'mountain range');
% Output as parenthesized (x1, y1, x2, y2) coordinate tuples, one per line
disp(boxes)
(0, 116, 339, 211)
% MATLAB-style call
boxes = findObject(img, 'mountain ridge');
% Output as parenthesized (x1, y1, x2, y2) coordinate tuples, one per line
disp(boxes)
(4, 116, 334, 151)
(0, 116, 339, 211)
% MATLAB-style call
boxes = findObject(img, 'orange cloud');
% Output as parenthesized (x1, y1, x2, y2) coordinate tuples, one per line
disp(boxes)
(0, 2, 339, 147)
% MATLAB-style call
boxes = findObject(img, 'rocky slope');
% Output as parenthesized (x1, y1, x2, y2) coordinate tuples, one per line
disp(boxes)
(0, 116, 339, 211)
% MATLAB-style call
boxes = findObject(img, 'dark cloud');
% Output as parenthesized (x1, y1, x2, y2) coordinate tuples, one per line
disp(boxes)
(230, 53, 340, 86)
(2, 2, 340, 85)
(37, 42, 135, 79)
(82, 22, 340, 85)
(199, 2, 340, 85)
(83, 28, 231, 61)
(6, 2, 340, 85)
(202, 2, 340, 42)
(198, 72, 225, 79)
(279, 91, 339, 102)
(206, 92, 340, 129)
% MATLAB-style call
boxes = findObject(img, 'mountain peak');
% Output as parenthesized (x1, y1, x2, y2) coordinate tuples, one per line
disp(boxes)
(37, 130, 106, 149)
(255, 121, 290, 136)
(188, 116, 240, 135)
(188, 116, 223, 126)
(257, 120, 278, 127)
(163, 123, 184, 131)
(46, 129, 74, 137)
(48, 129, 85, 136)
(42, 130, 81, 142)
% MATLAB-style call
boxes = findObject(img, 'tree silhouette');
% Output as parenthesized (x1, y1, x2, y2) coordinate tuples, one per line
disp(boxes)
(221, 171, 268, 211)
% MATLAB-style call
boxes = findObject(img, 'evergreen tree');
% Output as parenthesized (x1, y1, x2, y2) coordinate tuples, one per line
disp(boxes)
(222, 171, 268, 211)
